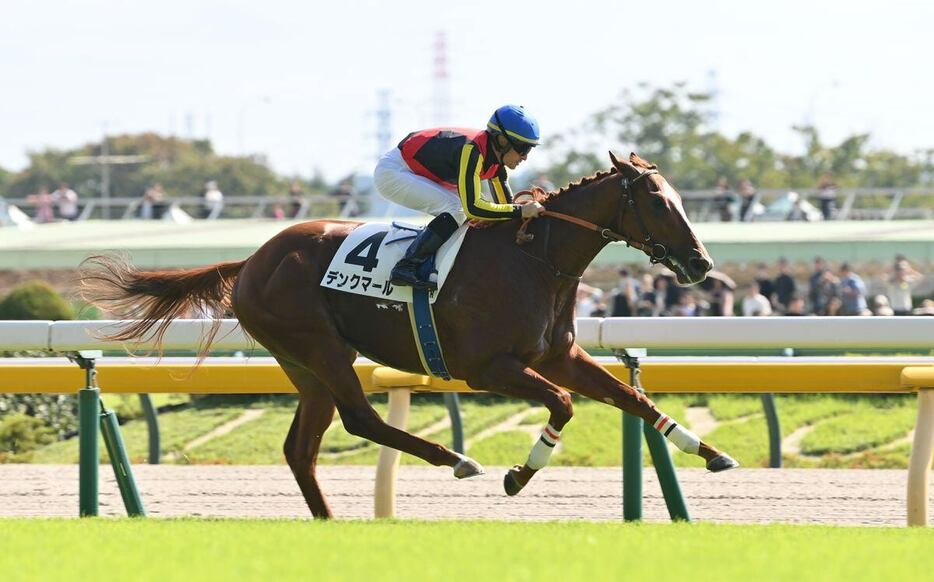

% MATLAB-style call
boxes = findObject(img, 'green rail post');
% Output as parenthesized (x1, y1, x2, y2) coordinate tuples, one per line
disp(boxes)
(622, 409, 643, 520)
(643, 424, 691, 521)
(100, 405, 146, 516)
(443, 393, 464, 454)
(618, 349, 645, 521)
(762, 393, 782, 468)
(139, 394, 160, 464)
(618, 349, 691, 522)
(74, 352, 102, 517)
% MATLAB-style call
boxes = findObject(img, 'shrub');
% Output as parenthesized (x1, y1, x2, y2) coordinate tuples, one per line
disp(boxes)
(0, 281, 78, 451)
(0, 281, 75, 320)
(0, 394, 78, 440)
(0, 413, 57, 461)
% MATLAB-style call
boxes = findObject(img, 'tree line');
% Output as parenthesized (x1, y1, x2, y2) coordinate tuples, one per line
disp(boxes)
(1, 84, 932, 201)
(0, 133, 329, 200)
(540, 83, 933, 191)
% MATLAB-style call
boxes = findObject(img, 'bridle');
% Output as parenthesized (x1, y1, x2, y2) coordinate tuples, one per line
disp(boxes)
(516, 168, 669, 280)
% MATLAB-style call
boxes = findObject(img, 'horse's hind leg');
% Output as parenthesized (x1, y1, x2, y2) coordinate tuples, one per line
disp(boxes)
(273, 332, 483, 479)
(466, 354, 576, 496)
(279, 362, 336, 518)
(323, 358, 484, 478)
(536, 345, 739, 472)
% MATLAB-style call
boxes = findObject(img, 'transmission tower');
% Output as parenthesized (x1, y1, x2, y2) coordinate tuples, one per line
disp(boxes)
(432, 31, 452, 126)
(375, 89, 393, 160)
(705, 68, 721, 131)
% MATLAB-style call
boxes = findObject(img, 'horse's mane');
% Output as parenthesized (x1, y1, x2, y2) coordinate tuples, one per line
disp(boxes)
(538, 168, 619, 205)
(538, 154, 657, 205)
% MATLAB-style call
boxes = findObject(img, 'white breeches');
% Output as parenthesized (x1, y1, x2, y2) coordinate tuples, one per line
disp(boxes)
(373, 148, 467, 225)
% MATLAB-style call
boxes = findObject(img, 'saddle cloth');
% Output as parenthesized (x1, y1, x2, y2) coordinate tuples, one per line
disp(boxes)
(321, 221, 469, 304)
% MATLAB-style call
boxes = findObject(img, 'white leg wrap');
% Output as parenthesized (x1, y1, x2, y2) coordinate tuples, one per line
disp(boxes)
(654, 414, 700, 454)
(526, 424, 561, 470)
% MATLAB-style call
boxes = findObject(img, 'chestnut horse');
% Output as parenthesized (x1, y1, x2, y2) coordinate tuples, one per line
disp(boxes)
(82, 152, 737, 519)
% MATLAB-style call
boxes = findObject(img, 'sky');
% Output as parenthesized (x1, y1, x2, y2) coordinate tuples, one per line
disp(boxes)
(1, 0, 932, 182)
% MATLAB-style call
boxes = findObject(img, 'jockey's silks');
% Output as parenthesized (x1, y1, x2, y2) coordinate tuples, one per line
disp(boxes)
(398, 128, 520, 221)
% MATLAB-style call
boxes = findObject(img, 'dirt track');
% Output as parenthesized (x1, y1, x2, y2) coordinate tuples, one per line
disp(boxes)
(3, 465, 931, 526)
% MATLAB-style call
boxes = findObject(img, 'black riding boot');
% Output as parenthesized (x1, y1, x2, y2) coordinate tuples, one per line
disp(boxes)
(390, 213, 460, 290)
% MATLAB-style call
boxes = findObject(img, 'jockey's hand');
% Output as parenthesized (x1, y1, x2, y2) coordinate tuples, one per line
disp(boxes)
(520, 201, 545, 219)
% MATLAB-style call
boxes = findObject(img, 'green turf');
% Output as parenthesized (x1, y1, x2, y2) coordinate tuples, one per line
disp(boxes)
(29, 406, 245, 464)
(0, 520, 931, 582)
(23, 393, 924, 468)
(799, 403, 916, 455)
(706, 394, 764, 420)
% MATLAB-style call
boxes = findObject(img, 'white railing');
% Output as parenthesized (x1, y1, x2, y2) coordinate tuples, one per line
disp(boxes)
(2, 317, 933, 525)
(5, 188, 934, 224)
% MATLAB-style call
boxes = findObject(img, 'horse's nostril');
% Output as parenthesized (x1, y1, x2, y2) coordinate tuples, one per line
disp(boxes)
(690, 256, 713, 273)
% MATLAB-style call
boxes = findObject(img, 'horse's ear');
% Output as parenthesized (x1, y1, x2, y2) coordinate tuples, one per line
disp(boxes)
(609, 151, 638, 177)
(629, 152, 657, 170)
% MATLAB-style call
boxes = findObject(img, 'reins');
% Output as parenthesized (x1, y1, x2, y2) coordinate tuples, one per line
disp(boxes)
(514, 169, 669, 279)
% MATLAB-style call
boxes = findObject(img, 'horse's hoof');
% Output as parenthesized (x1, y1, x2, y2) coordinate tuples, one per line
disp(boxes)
(706, 453, 740, 472)
(504, 468, 523, 497)
(453, 454, 484, 479)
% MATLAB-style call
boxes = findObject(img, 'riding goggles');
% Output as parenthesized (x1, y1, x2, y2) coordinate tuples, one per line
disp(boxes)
(494, 112, 536, 155)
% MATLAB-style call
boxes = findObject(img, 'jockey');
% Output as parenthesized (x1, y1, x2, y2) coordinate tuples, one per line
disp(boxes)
(374, 104, 545, 290)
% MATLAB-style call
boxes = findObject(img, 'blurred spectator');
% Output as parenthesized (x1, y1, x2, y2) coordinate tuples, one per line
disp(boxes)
(754, 263, 776, 305)
(871, 295, 895, 317)
(786, 192, 810, 221)
(838, 262, 869, 315)
(812, 269, 841, 315)
(773, 257, 797, 311)
(610, 268, 640, 317)
(817, 173, 837, 220)
(576, 284, 606, 317)
(888, 259, 922, 316)
(808, 257, 828, 312)
(738, 178, 757, 222)
(51, 182, 79, 221)
(201, 180, 224, 219)
(656, 273, 684, 313)
(140, 183, 167, 220)
(288, 180, 305, 218)
(713, 176, 738, 222)
(826, 295, 844, 316)
(742, 282, 773, 316)
(27, 187, 55, 223)
(272, 204, 286, 220)
(672, 292, 699, 317)
(707, 278, 735, 317)
(913, 299, 934, 316)
(784, 294, 808, 316)
(329, 179, 357, 216)
(636, 273, 659, 316)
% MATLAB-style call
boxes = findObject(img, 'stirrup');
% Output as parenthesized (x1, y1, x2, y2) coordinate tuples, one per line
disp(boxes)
(390, 266, 436, 290)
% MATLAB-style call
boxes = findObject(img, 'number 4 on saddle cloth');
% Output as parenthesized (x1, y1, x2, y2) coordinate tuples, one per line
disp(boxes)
(320, 222, 470, 380)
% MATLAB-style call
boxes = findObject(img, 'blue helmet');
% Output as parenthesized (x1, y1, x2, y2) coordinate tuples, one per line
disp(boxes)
(487, 105, 540, 150)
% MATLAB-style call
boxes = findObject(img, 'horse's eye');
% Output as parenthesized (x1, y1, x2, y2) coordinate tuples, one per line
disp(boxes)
(653, 197, 667, 210)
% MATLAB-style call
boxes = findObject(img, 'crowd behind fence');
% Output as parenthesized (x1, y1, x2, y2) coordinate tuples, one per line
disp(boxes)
(578, 255, 934, 320)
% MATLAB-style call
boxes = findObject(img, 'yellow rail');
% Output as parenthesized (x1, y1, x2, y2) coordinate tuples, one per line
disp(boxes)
(0, 359, 924, 394)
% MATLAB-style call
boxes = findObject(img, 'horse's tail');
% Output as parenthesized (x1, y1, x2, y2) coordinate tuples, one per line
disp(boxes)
(79, 254, 248, 357)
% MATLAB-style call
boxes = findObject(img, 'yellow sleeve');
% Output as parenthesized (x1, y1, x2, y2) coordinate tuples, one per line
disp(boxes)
(489, 167, 513, 204)
(458, 144, 520, 221)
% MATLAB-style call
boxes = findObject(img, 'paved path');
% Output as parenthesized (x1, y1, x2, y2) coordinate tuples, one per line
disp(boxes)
(1, 465, 930, 526)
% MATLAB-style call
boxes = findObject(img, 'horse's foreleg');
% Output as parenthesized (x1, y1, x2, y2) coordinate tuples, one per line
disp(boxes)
(280, 363, 337, 518)
(536, 345, 738, 471)
(467, 354, 575, 495)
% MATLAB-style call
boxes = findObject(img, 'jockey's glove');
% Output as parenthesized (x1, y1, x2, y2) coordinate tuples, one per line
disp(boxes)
(520, 202, 545, 219)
